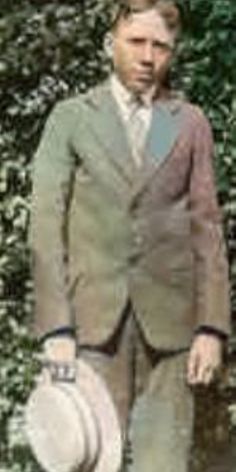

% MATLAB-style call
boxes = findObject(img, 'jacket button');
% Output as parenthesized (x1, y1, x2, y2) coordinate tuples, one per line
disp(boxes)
(134, 235, 142, 246)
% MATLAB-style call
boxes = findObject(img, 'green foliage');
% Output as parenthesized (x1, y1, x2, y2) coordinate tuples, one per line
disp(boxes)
(0, 1, 111, 468)
(0, 0, 235, 470)
(176, 0, 236, 330)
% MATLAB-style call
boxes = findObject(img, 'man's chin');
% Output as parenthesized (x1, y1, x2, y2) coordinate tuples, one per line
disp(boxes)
(130, 79, 155, 95)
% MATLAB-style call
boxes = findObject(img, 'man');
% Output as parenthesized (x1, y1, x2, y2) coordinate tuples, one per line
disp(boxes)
(30, 0, 230, 471)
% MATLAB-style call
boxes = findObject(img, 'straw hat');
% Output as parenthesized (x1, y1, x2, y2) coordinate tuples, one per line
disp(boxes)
(25, 358, 122, 472)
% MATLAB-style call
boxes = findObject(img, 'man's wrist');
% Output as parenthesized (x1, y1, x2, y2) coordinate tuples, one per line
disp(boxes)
(194, 325, 228, 343)
(42, 328, 77, 366)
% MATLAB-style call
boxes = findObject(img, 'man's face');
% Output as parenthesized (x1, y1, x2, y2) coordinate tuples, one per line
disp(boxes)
(111, 8, 175, 95)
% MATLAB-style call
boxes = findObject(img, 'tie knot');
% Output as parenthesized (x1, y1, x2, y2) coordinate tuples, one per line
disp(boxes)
(128, 93, 152, 115)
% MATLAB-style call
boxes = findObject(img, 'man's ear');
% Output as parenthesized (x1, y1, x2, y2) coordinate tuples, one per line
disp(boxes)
(104, 33, 114, 59)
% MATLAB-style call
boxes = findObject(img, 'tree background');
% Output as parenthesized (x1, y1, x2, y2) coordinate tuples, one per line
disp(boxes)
(0, 0, 235, 470)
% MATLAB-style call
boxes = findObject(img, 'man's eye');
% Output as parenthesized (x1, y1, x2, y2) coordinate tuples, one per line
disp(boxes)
(153, 41, 172, 51)
(129, 38, 144, 45)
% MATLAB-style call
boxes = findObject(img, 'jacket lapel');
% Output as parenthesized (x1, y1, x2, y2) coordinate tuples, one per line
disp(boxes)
(83, 80, 135, 184)
(145, 98, 183, 167)
(130, 98, 184, 201)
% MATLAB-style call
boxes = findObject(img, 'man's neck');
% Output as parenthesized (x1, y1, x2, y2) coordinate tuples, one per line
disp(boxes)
(111, 74, 158, 106)
(110, 73, 170, 105)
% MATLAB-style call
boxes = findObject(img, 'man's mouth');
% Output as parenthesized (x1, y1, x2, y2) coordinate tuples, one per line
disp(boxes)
(135, 74, 153, 84)
(134, 69, 153, 81)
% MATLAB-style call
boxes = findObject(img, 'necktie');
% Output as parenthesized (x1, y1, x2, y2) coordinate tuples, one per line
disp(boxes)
(127, 99, 147, 168)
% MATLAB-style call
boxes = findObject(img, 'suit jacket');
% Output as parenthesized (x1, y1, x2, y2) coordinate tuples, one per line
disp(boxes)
(30, 80, 230, 350)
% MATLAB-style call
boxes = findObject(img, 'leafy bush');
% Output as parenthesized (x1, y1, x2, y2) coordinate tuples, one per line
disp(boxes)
(0, 0, 235, 470)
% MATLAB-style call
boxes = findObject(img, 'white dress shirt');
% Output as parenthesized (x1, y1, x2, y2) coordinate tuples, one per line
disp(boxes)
(110, 74, 153, 166)
(110, 74, 153, 127)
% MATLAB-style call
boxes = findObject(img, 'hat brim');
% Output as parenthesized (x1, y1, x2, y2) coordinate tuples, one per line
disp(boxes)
(59, 381, 100, 471)
(25, 384, 88, 472)
(75, 358, 122, 472)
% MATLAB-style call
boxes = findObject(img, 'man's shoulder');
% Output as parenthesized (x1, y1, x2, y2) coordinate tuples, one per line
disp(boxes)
(166, 92, 211, 134)
(183, 101, 212, 134)
(54, 81, 109, 115)
(166, 90, 208, 119)
(51, 93, 90, 116)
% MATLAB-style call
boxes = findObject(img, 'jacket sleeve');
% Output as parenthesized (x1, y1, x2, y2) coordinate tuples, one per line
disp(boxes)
(189, 107, 231, 336)
(30, 102, 77, 340)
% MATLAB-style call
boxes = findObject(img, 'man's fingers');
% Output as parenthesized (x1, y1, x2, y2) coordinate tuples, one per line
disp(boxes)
(188, 355, 216, 386)
(193, 359, 208, 385)
(187, 334, 223, 387)
(195, 364, 213, 386)
(43, 336, 76, 363)
(188, 359, 218, 386)
(187, 349, 199, 385)
(201, 367, 215, 386)
(187, 354, 216, 386)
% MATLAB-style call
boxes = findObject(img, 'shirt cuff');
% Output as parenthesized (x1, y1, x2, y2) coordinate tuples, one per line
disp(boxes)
(40, 327, 76, 345)
(194, 325, 228, 342)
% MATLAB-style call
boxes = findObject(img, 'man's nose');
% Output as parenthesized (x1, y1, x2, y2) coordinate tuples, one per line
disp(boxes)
(141, 43, 154, 64)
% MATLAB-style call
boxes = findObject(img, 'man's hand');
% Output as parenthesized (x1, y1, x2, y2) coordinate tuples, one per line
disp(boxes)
(43, 336, 76, 363)
(42, 336, 77, 383)
(187, 334, 223, 386)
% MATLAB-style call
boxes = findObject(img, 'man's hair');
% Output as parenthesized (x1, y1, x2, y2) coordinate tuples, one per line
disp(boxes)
(110, 0, 182, 36)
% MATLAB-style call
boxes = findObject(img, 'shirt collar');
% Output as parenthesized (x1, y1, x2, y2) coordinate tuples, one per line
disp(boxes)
(110, 74, 155, 111)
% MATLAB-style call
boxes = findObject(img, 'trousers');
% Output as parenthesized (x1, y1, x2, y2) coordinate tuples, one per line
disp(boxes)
(80, 301, 194, 472)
